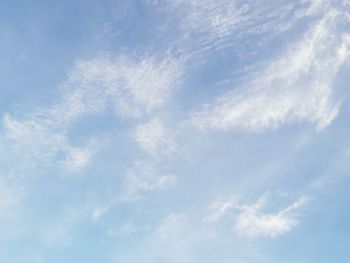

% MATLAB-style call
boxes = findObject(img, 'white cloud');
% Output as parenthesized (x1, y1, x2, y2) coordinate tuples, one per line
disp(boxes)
(191, 11, 350, 132)
(1, 113, 97, 174)
(204, 193, 310, 238)
(121, 161, 176, 200)
(65, 54, 183, 119)
(234, 194, 309, 238)
(1, 114, 68, 170)
(91, 206, 109, 222)
(300, 0, 330, 15)
(152, 0, 330, 56)
(132, 118, 178, 157)
(203, 196, 238, 223)
(167, 0, 244, 36)
(0, 52, 183, 176)
(62, 140, 98, 172)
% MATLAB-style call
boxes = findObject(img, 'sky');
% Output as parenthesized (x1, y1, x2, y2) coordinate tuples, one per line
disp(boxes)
(0, 0, 350, 262)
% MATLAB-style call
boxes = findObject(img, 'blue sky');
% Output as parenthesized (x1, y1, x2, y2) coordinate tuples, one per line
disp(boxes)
(1, 0, 350, 262)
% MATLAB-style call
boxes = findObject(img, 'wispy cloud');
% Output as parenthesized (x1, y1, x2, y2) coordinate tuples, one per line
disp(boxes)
(204, 193, 310, 238)
(124, 118, 181, 203)
(0, 52, 183, 176)
(1, 113, 97, 174)
(234, 194, 309, 238)
(191, 10, 350, 132)
(65, 54, 183, 119)
(121, 161, 177, 201)
(203, 196, 239, 223)
(150, 0, 332, 57)
(132, 118, 178, 157)
(61, 140, 98, 172)
(2, 1, 350, 261)
(91, 206, 109, 223)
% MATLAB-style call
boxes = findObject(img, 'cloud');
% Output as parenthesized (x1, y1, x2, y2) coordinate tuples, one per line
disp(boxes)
(203, 196, 238, 223)
(0, 113, 97, 174)
(0, 51, 184, 226)
(234, 194, 309, 238)
(91, 206, 109, 223)
(61, 140, 98, 172)
(121, 161, 177, 201)
(132, 118, 178, 157)
(0, 52, 183, 177)
(124, 119, 181, 201)
(191, 10, 350, 132)
(65, 54, 183, 119)
(204, 193, 310, 238)
(151, 0, 330, 56)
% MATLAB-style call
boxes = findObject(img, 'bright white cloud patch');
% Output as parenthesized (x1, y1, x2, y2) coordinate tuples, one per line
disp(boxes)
(234, 194, 309, 238)
(204, 194, 310, 238)
(191, 10, 350, 132)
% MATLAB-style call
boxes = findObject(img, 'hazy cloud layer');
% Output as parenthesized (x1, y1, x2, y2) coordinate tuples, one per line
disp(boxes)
(1, 1, 350, 263)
